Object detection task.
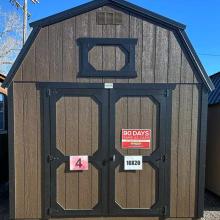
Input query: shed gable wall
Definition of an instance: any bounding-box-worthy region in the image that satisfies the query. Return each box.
[10,5,202,220]
[13,6,200,84]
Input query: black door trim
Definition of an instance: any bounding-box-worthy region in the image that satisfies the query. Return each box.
[108,86,174,217]
[39,83,175,218]
[41,86,109,218]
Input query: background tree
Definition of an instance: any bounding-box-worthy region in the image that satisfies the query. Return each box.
[0,8,22,75]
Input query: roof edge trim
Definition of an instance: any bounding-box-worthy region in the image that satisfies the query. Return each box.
[2,27,41,88]
[30,0,186,30]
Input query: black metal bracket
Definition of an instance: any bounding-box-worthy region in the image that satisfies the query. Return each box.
[77,38,138,78]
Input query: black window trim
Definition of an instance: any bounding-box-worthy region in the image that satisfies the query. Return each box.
[77,37,138,78]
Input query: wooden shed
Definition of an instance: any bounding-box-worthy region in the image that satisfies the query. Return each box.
[206,72,220,196]
[2,0,214,219]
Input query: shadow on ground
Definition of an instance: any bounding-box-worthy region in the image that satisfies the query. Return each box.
[205,190,220,211]
[0,182,9,219]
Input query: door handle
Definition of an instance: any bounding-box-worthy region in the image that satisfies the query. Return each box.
[102,155,116,166]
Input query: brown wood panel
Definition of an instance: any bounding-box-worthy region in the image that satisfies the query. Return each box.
[35,27,49,81]
[126,97,141,208]
[62,17,76,82]
[115,96,158,209]
[76,12,90,83]
[115,97,127,207]
[22,42,36,81]
[55,96,99,210]
[140,97,156,208]
[57,164,66,209]
[180,52,194,83]
[170,85,180,217]
[14,6,200,83]
[65,97,79,209]
[189,86,199,216]
[13,82,25,218]
[23,83,38,218]
[102,6,116,83]
[88,8,103,83]
[49,23,63,81]
[36,88,41,217]
[168,31,181,83]
[142,21,155,83]
[176,85,193,217]
[155,27,169,83]
[78,97,92,209]
[115,9,129,83]
[129,15,142,83]
[13,66,23,81]
[151,103,157,204]
[12,6,198,85]
[91,100,99,207]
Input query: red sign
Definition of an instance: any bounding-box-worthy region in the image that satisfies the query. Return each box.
[121,129,151,149]
[70,155,89,171]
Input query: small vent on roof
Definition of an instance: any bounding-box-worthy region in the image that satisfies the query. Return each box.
[96,12,123,25]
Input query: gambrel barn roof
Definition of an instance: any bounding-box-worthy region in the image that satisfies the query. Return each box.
[2,0,214,91]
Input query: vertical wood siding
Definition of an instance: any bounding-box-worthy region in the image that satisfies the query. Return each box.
[11,5,202,220]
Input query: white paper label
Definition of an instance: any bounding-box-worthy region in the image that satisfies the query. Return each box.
[124,156,143,170]
[104,83,113,89]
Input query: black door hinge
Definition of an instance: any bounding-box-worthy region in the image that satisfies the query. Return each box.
[162,205,167,215]
[164,89,169,97]
[47,208,52,215]
[47,154,59,162]
[47,89,51,97]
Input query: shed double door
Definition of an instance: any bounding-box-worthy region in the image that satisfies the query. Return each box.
[42,83,173,219]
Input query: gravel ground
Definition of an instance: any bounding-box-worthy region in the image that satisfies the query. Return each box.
[0,184,220,219]
[202,190,220,220]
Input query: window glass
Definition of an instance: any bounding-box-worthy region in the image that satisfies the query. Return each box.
[0,94,4,130]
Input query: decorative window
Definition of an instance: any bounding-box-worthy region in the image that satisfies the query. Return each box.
[77,38,138,78]
[0,94,5,130]
[96,12,123,25]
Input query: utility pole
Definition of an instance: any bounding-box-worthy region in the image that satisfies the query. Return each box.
[23,0,27,44]
[9,0,39,45]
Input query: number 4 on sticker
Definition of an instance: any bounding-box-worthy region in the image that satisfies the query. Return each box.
[70,155,89,171]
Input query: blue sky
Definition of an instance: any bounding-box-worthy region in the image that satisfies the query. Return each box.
[1,0,220,76]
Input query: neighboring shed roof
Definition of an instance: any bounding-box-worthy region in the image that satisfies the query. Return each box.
[209,72,220,105]
[2,0,215,91]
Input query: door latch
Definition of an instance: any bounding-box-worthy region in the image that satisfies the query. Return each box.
[102,155,116,166]
[156,154,166,162]
[110,154,116,162]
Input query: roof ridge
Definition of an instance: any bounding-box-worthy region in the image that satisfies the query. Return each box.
[30,0,186,29]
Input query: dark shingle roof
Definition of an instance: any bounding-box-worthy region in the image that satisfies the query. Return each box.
[209,72,220,105]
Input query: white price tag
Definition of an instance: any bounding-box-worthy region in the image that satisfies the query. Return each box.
[124,156,143,170]
[104,83,113,89]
